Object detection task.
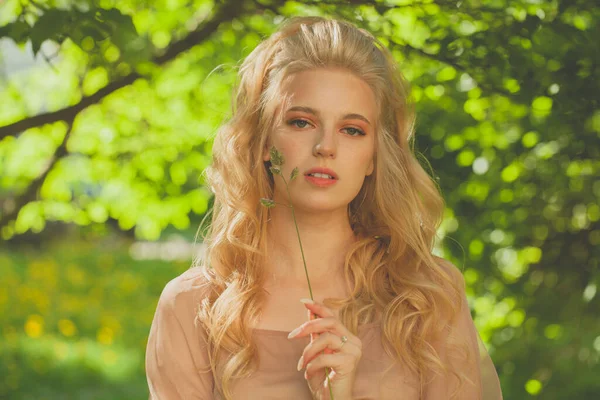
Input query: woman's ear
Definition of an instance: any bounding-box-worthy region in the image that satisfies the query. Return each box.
[366,157,374,176]
[263,138,272,162]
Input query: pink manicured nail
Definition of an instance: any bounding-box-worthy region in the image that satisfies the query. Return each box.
[300,298,314,304]
[288,326,302,339]
[297,356,304,371]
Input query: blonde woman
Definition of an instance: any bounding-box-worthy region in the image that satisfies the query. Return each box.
[145,16,503,400]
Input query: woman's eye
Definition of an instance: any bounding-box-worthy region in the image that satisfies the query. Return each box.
[344,127,366,136]
[289,119,310,129]
[287,119,365,136]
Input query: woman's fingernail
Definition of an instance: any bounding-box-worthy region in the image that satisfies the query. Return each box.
[288,326,302,339]
[297,356,304,371]
[300,298,314,304]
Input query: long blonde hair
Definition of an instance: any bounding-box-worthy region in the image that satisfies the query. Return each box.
[197,16,473,399]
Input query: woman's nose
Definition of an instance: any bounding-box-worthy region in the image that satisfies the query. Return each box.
[312,129,336,159]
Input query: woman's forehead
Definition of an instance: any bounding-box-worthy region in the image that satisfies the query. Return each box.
[277,69,378,120]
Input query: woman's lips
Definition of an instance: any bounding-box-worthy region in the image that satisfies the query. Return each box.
[304,175,338,187]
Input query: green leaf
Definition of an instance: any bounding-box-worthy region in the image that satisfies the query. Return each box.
[76,19,111,44]
[0,21,31,44]
[290,167,298,181]
[260,198,276,208]
[269,166,281,175]
[532,96,553,112]
[269,146,284,167]
[97,8,149,64]
[30,9,69,55]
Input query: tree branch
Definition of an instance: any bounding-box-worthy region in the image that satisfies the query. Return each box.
[0,0,258,233]
[0,1,245,140]
[0,121,73,229]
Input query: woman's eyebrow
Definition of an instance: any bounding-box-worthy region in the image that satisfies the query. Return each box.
[286,106,372,126]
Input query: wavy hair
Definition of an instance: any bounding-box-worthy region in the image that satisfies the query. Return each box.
[197,16,473,399]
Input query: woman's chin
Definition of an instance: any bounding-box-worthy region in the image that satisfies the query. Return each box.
[294,202,349,215]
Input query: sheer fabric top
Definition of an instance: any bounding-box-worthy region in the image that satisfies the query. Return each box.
[145,267,503,399]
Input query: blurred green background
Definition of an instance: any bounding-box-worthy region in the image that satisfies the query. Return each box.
[0,0,598,399]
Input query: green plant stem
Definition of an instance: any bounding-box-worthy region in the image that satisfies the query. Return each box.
[282,175,334,400]
[283,176,314,300]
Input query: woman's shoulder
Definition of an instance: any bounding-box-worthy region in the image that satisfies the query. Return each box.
[157,266,214,316]
[430,255,468,311]
[432,255,466,288]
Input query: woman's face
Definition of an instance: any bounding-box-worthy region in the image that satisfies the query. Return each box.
[264,67,377,213]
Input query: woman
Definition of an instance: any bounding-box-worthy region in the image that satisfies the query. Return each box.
[145,16,503,399]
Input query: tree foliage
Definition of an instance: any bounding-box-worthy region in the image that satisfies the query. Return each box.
[0,0,598,398]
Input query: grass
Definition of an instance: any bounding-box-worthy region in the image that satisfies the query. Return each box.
[0,232,195,400]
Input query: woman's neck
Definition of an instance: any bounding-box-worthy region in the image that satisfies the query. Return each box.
[264,204,357,285]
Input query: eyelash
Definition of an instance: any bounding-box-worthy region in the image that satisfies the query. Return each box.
[287,119,366,137]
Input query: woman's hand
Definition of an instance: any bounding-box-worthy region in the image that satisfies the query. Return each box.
[287,298,362,400]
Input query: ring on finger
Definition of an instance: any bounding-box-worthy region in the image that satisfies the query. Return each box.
[338,335,348,350]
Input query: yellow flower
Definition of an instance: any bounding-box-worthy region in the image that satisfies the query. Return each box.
[58,319,78,337]
[97,326,114,345]
[25,315,44,338]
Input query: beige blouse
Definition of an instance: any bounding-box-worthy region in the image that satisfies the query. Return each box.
[146,267,503,399]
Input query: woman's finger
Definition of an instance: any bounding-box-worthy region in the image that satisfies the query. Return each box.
[304,352,357,381]
[288,316,355,341]
[303,299,327,343]
[298,331,360,370]
[307,308,318,343]
[300,298,335,318]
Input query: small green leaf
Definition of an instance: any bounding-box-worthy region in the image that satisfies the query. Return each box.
[260,198,276,208]
[30,9,69,55]
[290,167,299,181]
[269,146,284,167]
[0,21,31,44]
[269,166,281,175]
